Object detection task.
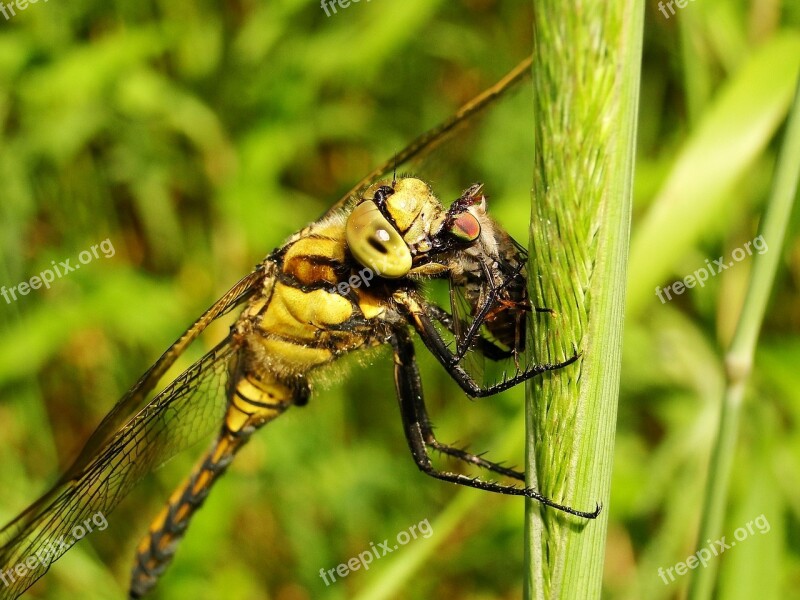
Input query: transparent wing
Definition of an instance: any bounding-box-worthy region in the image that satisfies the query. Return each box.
[322,56,532,215]
[439,243,537,390]
[0,339,237,599]
[0,268,264,599]
[60,268,263,483]
[449,279,487,383]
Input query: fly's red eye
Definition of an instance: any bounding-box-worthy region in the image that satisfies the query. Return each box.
[449,212,481,242]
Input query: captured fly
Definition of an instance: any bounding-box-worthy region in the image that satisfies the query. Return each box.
[0,57,598,600]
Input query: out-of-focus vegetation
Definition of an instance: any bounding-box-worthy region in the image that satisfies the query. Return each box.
[0,1,798,599]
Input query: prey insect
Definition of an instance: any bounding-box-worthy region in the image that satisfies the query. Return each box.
[0,56,599,599]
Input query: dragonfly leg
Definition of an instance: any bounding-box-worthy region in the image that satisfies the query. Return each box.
[399,293,580,398]
[390,327,600,519]
[386,322,524,481]
[129,373,297,598]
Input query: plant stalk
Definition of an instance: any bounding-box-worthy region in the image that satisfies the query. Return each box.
[524,1,644,599]
[687,74,800,600]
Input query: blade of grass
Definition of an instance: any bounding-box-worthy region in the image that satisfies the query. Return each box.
[627,33,800,317]
[687,74,800,600]
[524,1,643,598]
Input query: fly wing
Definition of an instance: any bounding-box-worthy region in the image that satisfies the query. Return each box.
[0,339,237,599]
[449,275,487,385]
[441,228,535,390]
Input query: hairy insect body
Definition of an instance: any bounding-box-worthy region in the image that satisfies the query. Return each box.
[131,216,398,596]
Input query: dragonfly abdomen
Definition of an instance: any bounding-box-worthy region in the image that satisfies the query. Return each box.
[130,369,294,598]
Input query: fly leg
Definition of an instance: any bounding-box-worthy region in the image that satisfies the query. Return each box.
[390,328,599,519]
[426,304,516,361]
[451,260,524,362]
[129,372,302,598]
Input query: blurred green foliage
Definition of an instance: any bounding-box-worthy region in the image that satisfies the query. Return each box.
[0,1,798,599]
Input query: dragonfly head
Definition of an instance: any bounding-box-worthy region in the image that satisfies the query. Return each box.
[345,177,449,279]
[344,177,524,284]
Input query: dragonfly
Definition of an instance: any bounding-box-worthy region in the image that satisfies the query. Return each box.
[0,56,599,599]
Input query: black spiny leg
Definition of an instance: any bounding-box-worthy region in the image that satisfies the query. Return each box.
[399,294,579,398]
[390,319,524,481]
[426,304,517,362]
[389,327,600,519]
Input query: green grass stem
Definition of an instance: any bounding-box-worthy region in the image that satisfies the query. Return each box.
[524,1,644,598]
[687,74,800,600]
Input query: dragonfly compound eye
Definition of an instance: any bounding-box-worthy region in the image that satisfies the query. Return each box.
[448,212,481,242]
[345,200,412,278]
